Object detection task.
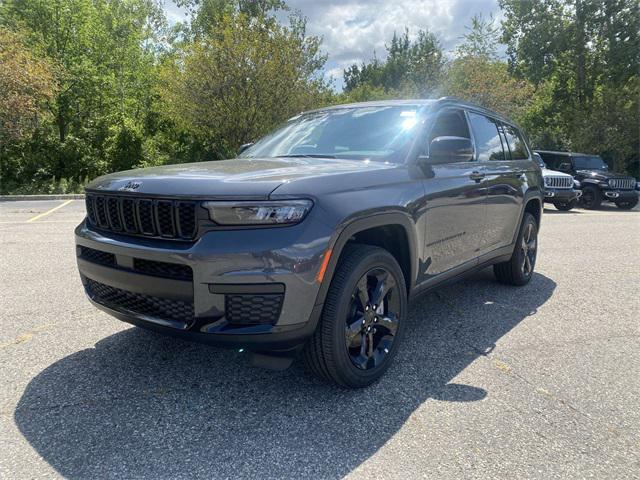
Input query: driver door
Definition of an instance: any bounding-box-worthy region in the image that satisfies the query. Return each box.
[420,108,487,277]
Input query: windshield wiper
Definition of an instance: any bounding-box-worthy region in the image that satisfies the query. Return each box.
[275,154,337,159]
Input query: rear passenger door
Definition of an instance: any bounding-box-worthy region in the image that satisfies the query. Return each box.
[473,116,529,250]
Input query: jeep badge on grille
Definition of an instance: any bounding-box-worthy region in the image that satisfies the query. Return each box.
[119,181,142,191]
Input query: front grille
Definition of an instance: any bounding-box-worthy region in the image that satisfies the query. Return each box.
[85,194,198,240]
[133,258,193,282]
[225,294,284,325]
[609,178,635,190]
[86,278,194,324]
[544,176,573,189]
[79,246,116,267]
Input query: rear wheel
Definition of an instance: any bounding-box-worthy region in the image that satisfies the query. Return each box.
[553,199,577,211]
[494,212,538,286]
[303,244,407,388]
[580,186,602,210]
[615,198,638,210]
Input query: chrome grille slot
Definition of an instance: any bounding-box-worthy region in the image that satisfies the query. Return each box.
[545,176,573,189]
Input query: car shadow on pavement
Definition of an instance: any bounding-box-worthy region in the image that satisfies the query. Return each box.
[15,269,556,479]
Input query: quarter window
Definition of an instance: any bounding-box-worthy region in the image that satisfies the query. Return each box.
[502,125,529,160]
[468,112,505,161]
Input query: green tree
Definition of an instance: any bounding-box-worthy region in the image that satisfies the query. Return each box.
[0,0,166,182]
[444,58,534,122]
[175,0,287,38]
[456,13,501,59]
[0,28,56,145]
[160,11,329,158]
[343,29,444,97]
[501,0,639,174]
[443,14,533,122]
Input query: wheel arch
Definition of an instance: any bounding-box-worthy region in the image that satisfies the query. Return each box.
[510,190,543,245]
[314,213,418,307]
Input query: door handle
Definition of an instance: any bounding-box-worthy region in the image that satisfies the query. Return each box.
[469,171,485,182]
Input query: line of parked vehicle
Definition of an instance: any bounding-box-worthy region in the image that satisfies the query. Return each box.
[534,150,639,211]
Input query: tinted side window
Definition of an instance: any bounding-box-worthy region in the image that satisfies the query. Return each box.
[468,112,505,161]
[502,125,529,159]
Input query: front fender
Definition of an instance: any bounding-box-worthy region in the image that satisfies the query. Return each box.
[312,211,418,307]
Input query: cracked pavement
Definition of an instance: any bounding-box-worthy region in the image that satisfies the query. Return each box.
[1,200,639,479]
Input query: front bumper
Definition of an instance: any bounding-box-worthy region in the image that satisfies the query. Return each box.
[75,215,334,351]
[601,189,639,201]
[543,188,581,203]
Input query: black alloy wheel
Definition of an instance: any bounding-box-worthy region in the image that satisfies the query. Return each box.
[494,212,538,286]
[303,244,407,388]
[345,268,400,370]
[520,221,537,278]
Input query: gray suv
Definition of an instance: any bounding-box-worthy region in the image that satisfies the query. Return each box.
[76,98,543,387]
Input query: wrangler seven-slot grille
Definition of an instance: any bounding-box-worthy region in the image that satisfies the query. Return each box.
[544,176,573,189]
[86,278,194,324]
[85,194,197,240]
[608,178,635,190]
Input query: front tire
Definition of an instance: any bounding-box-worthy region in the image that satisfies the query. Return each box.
[494,212,538,286]
[303,244,407,388]
[553,199,577,211]
[615,198,638,210]
[580,186,602,210]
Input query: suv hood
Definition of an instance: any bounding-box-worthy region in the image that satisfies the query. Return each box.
[575,169,632,181]
[86,157,394,198]
[541,167,572,178]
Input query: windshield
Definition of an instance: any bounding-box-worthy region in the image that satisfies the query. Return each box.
[573,155,608,170]
[240,105,426,163]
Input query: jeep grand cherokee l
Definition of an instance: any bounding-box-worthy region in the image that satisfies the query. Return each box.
[76,99,543,388]
[536,150,639,210]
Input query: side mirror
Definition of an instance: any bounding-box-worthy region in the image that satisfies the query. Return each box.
[238,142,254,155]
[422,136,474,164]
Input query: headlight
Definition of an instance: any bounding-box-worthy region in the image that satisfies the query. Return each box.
[202,200,313,226]
[636,182,640,191]
[543,177,550,186]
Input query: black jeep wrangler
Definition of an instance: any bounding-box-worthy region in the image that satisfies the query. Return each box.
[76,99,543,387]
[536,150,639,210]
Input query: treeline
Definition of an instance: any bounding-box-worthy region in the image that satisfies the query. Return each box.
[0,0,638,194]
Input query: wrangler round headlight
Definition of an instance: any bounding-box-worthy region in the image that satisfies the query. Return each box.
[202,200,313,226]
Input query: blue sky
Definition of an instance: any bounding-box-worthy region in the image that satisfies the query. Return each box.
[163,0,502,89]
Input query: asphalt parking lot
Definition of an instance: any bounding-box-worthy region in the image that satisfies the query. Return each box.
[1,199,639,479]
